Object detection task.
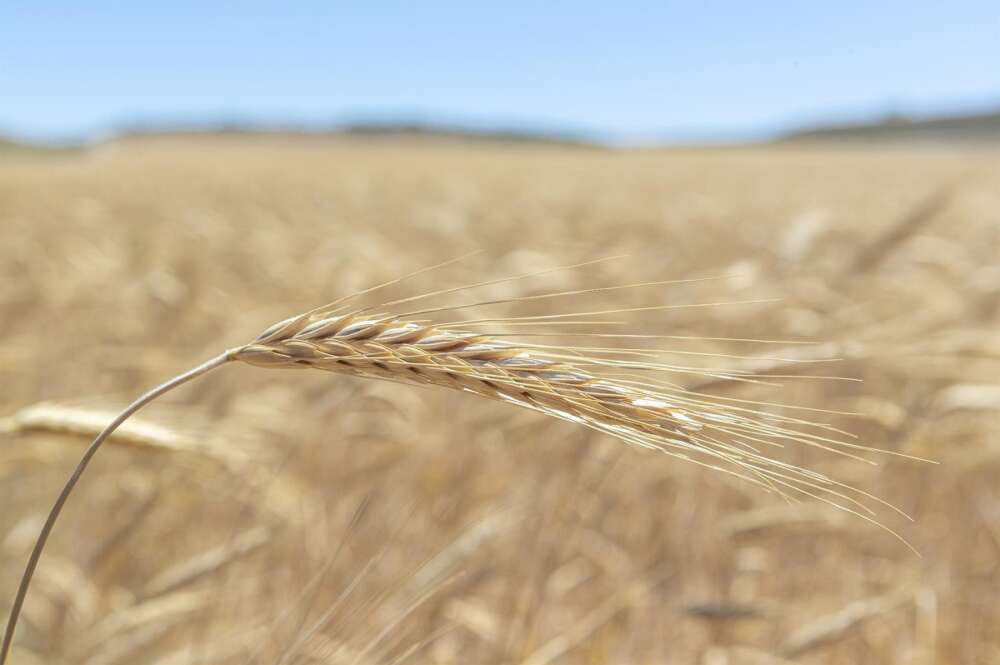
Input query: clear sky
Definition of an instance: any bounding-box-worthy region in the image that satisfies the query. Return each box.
[2,2,999,142]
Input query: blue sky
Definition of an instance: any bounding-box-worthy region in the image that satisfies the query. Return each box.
[2,2,999,142]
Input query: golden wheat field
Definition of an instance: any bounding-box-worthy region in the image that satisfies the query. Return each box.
[1,137,999,664]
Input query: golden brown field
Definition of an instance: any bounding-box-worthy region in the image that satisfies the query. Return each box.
[2,137,999,664]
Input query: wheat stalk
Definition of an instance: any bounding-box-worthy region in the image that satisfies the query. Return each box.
[0,274,906,662]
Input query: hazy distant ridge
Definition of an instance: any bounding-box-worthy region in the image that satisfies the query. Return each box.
[781,108,1000,142]
[5,107,1000,150]
[107,120,600,147]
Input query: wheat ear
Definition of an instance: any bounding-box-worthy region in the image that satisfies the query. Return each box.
[1,293,900,662]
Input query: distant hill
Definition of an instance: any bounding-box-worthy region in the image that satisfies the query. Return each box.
[780,108,1000,142]
[0,135,77,155]
[0,137,30,151]
[105,121,601,148]
[2,121,602,154]
[339,121,597,146]
[7,109,1000,151]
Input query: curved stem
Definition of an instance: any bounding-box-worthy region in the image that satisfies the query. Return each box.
[0,350,235,664]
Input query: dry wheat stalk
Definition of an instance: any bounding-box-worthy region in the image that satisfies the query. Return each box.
[0,270,910,662]
[777,587,915,658]
[138,526,271,601]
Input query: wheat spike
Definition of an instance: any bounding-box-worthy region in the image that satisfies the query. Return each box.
[237,311,706,446]
[234,307,893,514]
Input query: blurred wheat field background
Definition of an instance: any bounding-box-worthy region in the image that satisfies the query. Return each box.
[2,137,1000,664]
